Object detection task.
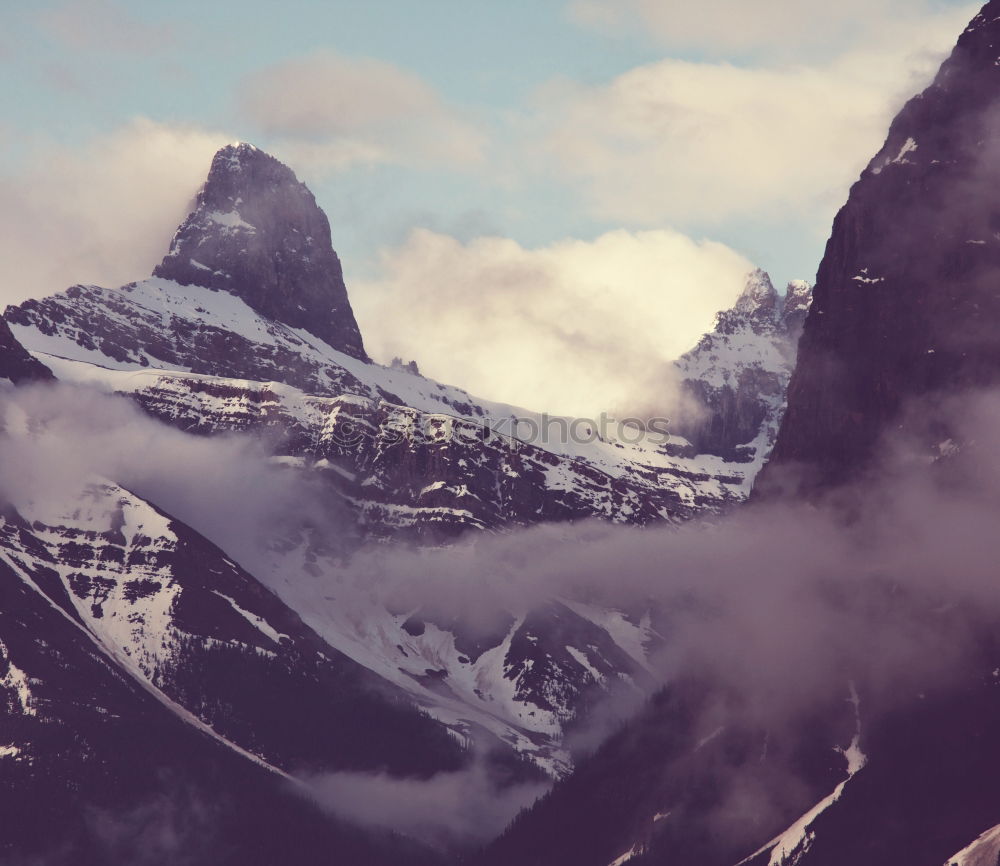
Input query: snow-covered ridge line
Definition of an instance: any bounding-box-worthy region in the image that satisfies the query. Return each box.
[0,546,292,781]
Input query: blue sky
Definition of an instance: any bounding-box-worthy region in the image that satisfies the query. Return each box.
[0,0,980,412]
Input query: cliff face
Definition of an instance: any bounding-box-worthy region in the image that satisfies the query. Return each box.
[0,318,51,384]
[758,1,1000,494]
[153,143,368,361]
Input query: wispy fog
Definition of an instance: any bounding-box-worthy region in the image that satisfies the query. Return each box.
[4,380,1000,847]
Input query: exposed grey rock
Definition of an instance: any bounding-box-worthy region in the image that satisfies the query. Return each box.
[0,318,52,385]
[153,143,368,361]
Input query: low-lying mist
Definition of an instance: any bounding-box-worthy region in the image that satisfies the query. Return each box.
[3,380,1000,850]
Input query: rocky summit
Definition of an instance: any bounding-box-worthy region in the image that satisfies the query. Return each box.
[153,142,368,361]
[672,270,810,462]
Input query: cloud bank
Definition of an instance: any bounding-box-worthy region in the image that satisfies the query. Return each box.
[307,761,547,850]
[352,227,752,417]
[533,4,977,228]
[0,118,226,307]
[5,378,1000,847]
[568,0,976,58]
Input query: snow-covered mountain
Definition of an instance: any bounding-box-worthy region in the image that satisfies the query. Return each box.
[6,143,807,540]
[0,141,810,860]
[6,277,797,540]
[673,269,810,464]
[0,462,464,865]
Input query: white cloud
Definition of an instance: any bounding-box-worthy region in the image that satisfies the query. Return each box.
[0,117,226,306]
[540,3,976,227]
[352,227,752,418]
[239,52,487,173]
[568,0,974,57]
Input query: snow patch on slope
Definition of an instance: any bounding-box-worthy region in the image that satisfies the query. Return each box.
[742,685,867,866]
[945,823,1000,866]
[211,591,287,645]
[0,639,37,717]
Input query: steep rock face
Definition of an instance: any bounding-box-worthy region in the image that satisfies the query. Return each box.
[780,279,813,341]
[476,678,858,866]
[0,479,463,780]
[672,270,811,462]
[0,318,52,384]
[0,548,442,866]
[153,143,367,361]
[759,1,1000,494]
[476,596,1000,866]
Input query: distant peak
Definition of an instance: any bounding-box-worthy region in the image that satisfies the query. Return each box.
[779,279,813,338]
[709,270,812,338]
[711,269,780,335]
[734,269,779,315]
[211,142,272,171]
[783,279,813,309]
[152,145,368,361]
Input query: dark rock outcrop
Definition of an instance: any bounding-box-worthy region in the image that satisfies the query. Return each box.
[153,143,368,361]
[758,1,1000,495]
[0,318,52,384]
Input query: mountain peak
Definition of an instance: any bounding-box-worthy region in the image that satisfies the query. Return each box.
[716,269,780,335]
[780,279,813,340]
[735,268,778,311]
[153,144,368,361]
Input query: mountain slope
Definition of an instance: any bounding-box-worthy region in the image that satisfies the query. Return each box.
[0,316,52,384]
[6,285,785,540]
[0,512,445,866]
[758,0,1000,495]
[0,477,462,778]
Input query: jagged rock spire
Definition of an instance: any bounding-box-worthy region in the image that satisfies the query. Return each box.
[671,269,812,461]
[153,143,368,361]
